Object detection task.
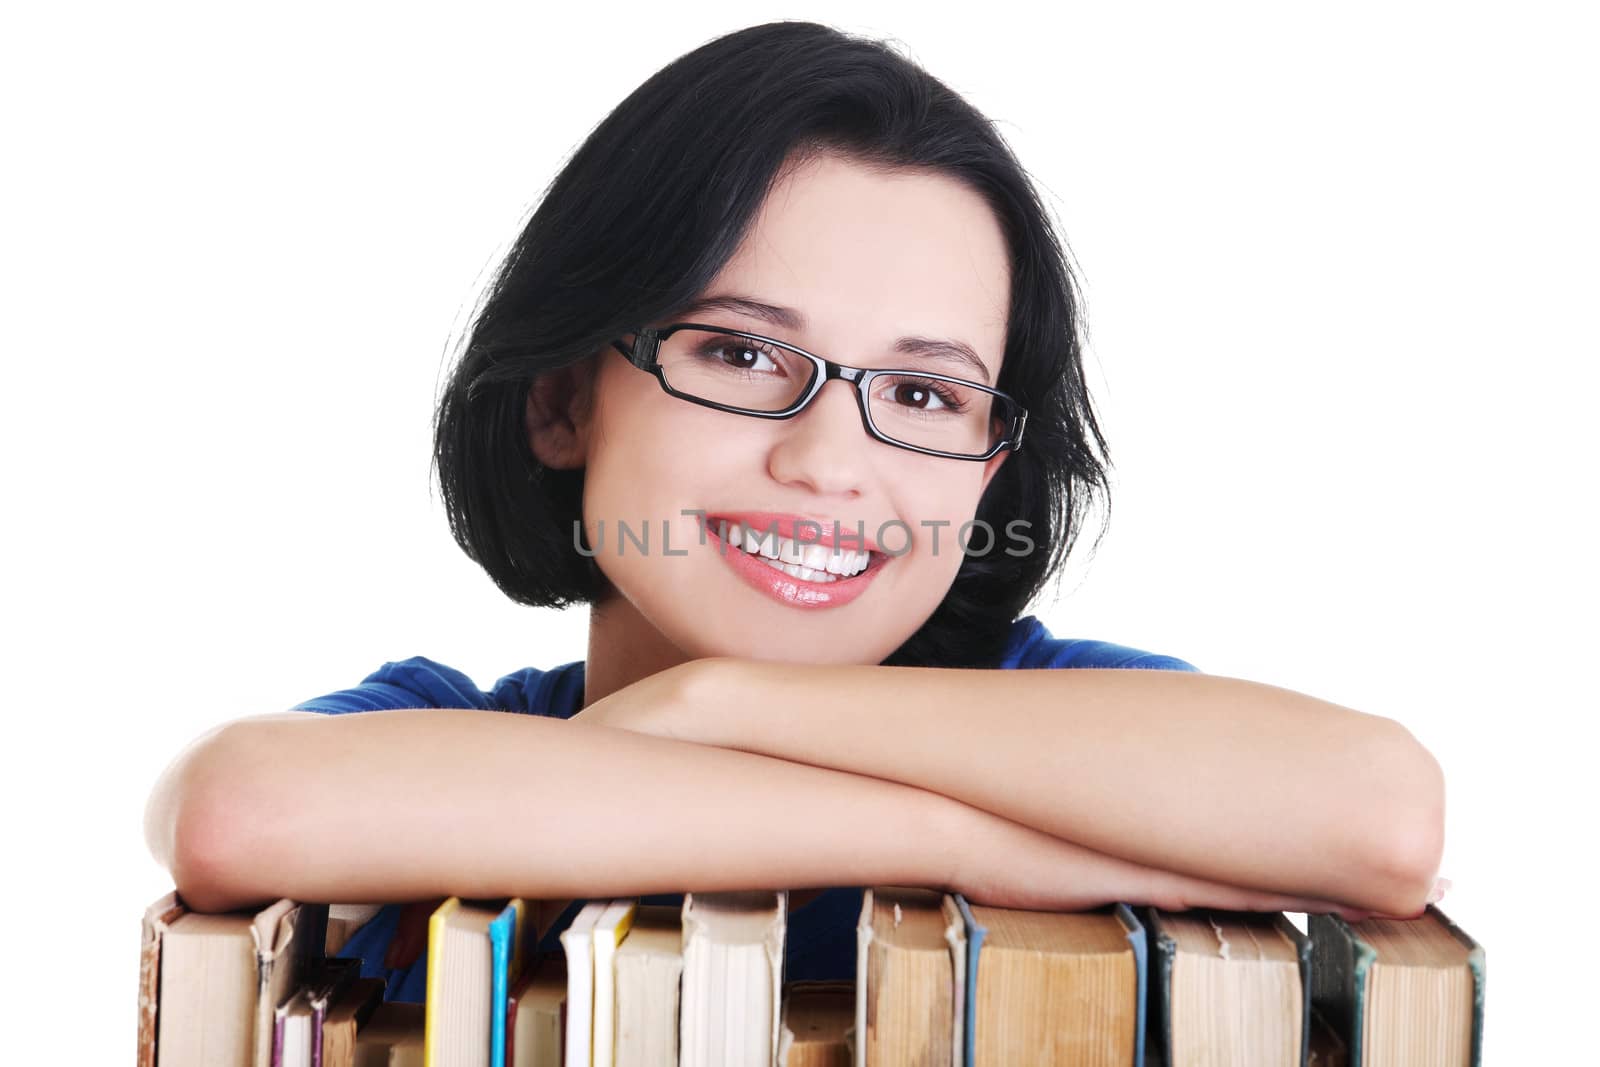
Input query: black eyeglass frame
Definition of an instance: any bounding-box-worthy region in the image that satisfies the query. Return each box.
[611,323,1028,461]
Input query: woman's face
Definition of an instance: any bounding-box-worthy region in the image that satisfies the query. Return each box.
[554,152,1013,666]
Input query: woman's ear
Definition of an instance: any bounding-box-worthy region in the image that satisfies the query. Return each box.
[525,356,597,470]
[979,447,1009,497]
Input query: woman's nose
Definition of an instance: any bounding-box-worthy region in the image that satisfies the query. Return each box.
[766,378,871,493]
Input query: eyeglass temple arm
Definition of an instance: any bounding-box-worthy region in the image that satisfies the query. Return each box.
[612,336,648,368]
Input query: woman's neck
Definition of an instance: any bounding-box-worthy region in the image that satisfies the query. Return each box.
[581,593,694,710]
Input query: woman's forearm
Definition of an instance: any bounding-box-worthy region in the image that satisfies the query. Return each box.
[145,706,1374,921]
[148,709,954,913]
[672,659,1446,918]
[939,799,1389,921]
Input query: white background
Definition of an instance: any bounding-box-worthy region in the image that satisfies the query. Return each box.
[5,2,1593,1060]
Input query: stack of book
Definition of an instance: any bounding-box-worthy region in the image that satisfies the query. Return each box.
[137,886,1484,1066]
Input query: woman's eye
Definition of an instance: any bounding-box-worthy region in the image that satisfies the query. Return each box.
[732,346,777,371]
[883,380,959,412]
[706,343,779,372]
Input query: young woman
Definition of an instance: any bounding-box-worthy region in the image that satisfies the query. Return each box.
[143,21,1446,1003]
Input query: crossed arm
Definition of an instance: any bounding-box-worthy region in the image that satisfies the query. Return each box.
[148,656,1444,922]
[577,656,1447,919]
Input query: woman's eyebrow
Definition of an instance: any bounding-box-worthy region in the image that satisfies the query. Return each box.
[675,292,993,385]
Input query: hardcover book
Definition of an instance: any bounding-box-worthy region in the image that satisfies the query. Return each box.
[1307,905,1483,1067]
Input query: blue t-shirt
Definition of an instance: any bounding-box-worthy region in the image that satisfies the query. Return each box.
[291,614,1197,1002]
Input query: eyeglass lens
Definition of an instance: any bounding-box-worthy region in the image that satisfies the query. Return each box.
[656,327,1006,457]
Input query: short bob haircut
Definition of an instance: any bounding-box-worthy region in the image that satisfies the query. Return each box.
[434,20,1112,670]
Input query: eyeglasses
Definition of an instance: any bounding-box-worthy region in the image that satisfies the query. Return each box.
[610,323,1027,461]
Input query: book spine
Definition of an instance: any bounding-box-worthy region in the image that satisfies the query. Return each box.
[1113,903,1147,1067]
[423,898,462,1067]
[271,1014,286,1067]
[954,895,985,1067]
[311,1004,326,1067]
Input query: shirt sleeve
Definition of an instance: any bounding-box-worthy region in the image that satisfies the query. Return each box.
[999,615,1201,672]
[288,656,497,714]
[1032,639,1201,673]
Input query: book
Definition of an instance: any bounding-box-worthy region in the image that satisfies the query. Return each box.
[139,887,1482,1067]
[328,904,386,955]
[776,979,854,1066]
[136,892,186,1067]
[276,987,315,1067]
[274,957,362,1067]
[425,897,528,1067]
[356,1000,426,1065]
[679,889,789,1067]
[1307,1007,1349,1067]
[853,886,965,1067]
[590,899,638,1067]
[321,977,388,1067]
[1146,906,1310,1066]
[559,899,613,1067]
[612,904,685,1066]
[489,900,531,1067]
[958,897,1145,1066]
[1308,905,1483,1066]
[140,892,328,1067]
[507,953,569,1067]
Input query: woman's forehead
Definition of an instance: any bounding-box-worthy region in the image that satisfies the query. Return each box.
[701,155,1011,372]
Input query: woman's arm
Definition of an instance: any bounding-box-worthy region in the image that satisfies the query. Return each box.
[639,659,1445,918]
[143,699,1374,919]
[145,706,941,914]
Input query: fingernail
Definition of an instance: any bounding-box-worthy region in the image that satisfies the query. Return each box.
[1426,876,1451,904]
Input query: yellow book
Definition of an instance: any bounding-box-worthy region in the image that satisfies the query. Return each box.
[590,900,638,1067]
[424,897,526,1067]
[506,898,530,978]
[423,897,462,1067]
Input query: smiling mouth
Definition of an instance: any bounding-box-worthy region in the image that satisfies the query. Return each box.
[740,545,890,584]
[698,515,891,584]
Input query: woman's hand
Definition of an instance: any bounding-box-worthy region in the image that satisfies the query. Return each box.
[565,658,715,739]
[940,799,1448,923]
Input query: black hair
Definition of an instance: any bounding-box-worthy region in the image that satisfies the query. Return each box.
[433,19,1111,669]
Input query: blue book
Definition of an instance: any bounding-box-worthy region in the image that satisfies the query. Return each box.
[487,900,528,1067]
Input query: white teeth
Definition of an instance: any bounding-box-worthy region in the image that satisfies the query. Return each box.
[721,521,872,577]
[801,543,831,571]
[757,555,838,582]
[827,549,870,576]
[740,525,776,557]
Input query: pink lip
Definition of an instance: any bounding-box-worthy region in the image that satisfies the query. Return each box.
[702,510,885,554]
[698,514,890,610]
